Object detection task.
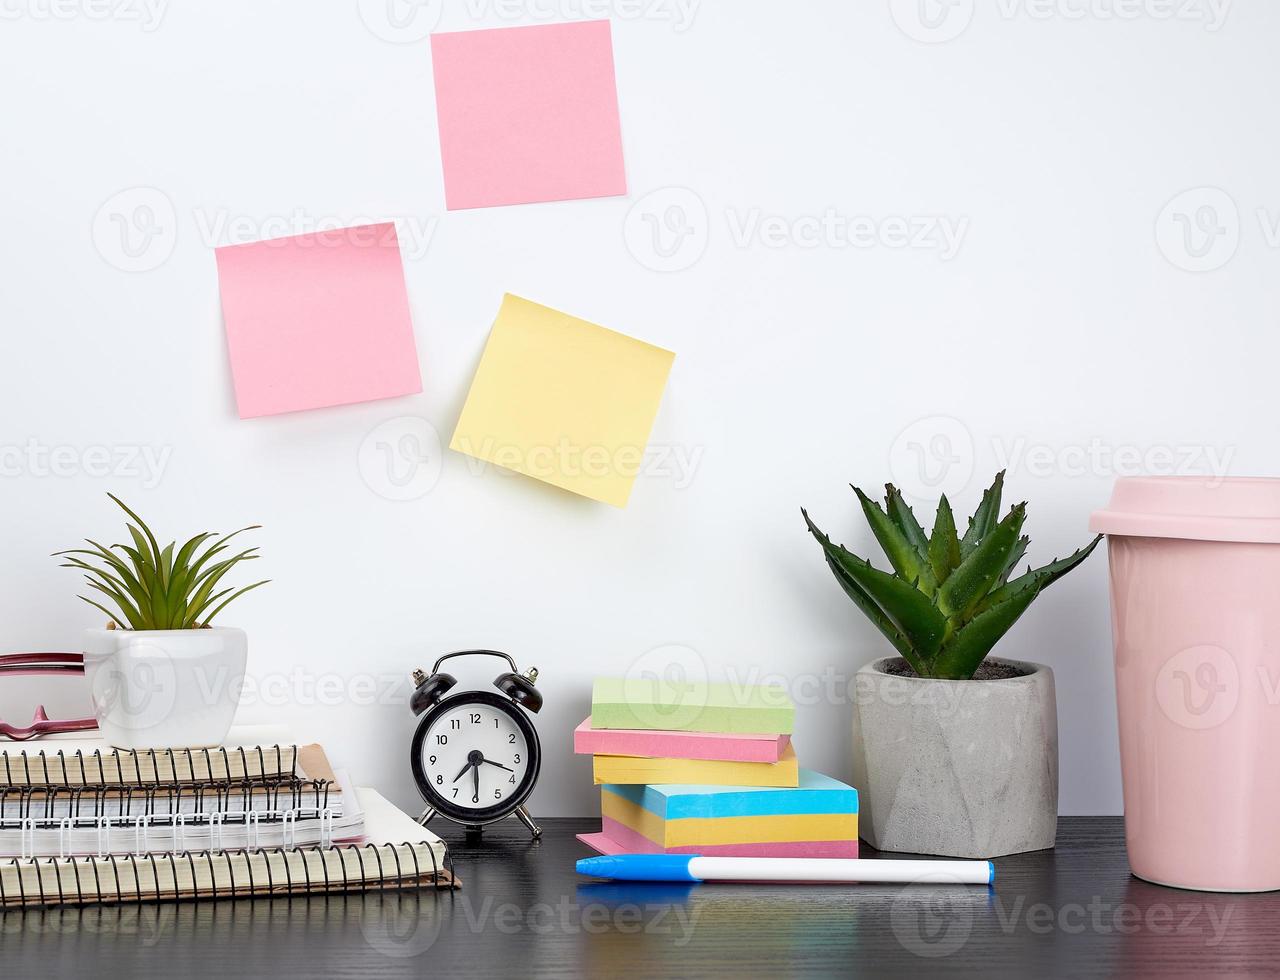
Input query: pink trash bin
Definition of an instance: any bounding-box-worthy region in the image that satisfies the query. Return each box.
[1091,477,1280,891]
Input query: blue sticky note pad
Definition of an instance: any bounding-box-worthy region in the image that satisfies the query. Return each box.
[602,770,858,820]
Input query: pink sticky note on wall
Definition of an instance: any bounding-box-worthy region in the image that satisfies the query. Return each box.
[215,223,422,418]
[430,20,627,210]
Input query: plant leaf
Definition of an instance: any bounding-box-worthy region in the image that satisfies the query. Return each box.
[884,484,930,560]
[184,550,259,621]
[960,470,1006,557]
[929,587,1041,679]
[819,553,928,675]
[937,502,1026,622]
[852,486,936,596]
[804,510,947,664]
[166,532,218,604]
[57,557,128,592]
[998,535,1030,586]
[78,596,123,627]
[802,510,926,670]
[57,497,266,631]
[186,587,234,625]
[982,535,1102,610]
[84,578,145,629]
[927,495,962,584]
[109,495,164,570]
[200,580,269,627]
[184,527,261,590]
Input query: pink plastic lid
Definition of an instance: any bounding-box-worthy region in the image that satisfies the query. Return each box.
[1090,477,1280,544]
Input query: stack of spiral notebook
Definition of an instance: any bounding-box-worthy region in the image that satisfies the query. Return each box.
[0,725,455,907]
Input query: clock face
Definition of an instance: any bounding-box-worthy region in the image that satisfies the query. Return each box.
[411,690,539,824]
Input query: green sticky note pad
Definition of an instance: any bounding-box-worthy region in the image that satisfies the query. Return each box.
[591,678,795,734]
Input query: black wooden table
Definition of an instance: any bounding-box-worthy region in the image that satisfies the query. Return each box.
[2,818,1274,978]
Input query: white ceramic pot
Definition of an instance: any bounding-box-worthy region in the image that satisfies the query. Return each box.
[82,627,247,749]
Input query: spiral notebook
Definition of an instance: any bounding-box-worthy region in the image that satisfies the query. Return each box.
[0,742,342,822]
[0,773,366,857]
[0,725,299,787]
[1,777,339,825]
[0,787,455,908]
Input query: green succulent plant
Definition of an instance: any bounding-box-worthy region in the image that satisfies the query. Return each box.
[803,471,1099,680]
[55,494,269,630]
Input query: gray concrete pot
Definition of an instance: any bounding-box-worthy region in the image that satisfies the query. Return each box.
[851,656,1058,859]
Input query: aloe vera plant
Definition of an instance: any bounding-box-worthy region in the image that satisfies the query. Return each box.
[803,472,1099,680]
[55,494,268,630]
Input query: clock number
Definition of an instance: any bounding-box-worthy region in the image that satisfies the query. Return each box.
[508,774,515,784]
[450,719,460,730]
[436,734,448,745]
[428,755,436,765]
[494,789,502,800]
[452,788,458,798]
[514,753,520,764]
[508,734,516,744]
[469,713,481,724]
[436,775,443,785]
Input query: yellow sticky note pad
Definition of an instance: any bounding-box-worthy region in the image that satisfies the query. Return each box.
[450,294,675,507]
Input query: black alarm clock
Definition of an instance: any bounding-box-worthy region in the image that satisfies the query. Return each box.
[409,650,543,838]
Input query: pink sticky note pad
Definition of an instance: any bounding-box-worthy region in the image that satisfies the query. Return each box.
[573,719,791,763]
[430,20,626,210]
[215,223,422,418]
[578,826,859,859]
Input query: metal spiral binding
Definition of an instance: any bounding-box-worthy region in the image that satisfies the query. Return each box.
[1,778,333,829]
[0,743,298,787]
[0,833,455,908]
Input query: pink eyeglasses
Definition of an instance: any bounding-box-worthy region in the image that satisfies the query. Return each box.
[0,653,98,740]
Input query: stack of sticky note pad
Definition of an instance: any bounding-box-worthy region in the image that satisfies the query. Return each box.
[576,678,859,857]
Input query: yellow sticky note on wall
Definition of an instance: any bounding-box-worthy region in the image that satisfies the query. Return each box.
[450,294,675,507]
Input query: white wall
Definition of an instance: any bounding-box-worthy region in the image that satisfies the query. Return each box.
[1,0,1275,818]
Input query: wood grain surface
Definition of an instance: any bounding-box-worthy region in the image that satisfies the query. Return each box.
[1,817,1274,978]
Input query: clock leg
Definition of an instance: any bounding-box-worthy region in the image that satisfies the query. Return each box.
[515,805,542,840]
[418,807,437,827]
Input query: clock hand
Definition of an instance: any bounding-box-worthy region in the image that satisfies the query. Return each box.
[481,759,514,773]
[471,763,480,804]
[452,761,475,783]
